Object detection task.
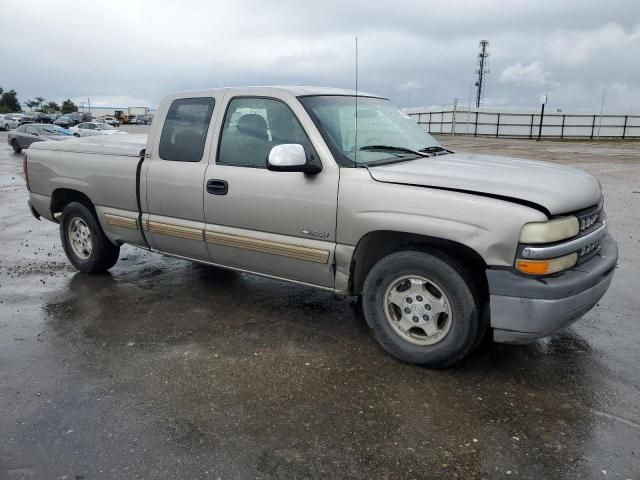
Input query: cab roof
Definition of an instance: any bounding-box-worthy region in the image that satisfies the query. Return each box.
[169,85,385,99]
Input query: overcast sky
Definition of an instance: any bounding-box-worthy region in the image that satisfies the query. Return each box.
[1,0,639,113]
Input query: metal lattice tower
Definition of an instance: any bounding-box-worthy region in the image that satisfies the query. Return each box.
[474,40,490,108]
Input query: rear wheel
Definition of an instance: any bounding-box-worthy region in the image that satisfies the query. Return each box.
[11,139,21,153]
[59,202,119,273]
[362,250,481,368]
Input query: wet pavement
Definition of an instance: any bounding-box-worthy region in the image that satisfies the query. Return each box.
[1,129,639,479]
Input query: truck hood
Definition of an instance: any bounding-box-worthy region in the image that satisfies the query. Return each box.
[368,152,601,215]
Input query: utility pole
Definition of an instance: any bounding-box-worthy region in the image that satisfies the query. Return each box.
[452,98,458,136]
[474,40,490,108]
[597,89,606,137]
[466,83,472,135]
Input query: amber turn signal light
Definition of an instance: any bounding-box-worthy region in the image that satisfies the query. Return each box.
[516,253,577,275]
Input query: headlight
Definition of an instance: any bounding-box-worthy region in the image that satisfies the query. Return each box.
[519,216,579,244]
[516,253,577,275]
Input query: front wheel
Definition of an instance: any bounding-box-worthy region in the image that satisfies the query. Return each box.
[362,250,482,368]
[60,202,119,273]
[11,139,21,153]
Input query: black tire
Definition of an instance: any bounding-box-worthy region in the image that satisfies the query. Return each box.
[11,139,22,153]
[362,250,481,368]
[59,202,119,273]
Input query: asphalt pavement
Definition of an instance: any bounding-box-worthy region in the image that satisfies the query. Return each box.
[1,128,639,479]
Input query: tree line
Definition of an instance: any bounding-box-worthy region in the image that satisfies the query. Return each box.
[0,87,78,114]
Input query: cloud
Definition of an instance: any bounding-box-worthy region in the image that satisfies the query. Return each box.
[396,81,423,91]
[500,61,554,87]
[0,1,638,113]
[545,22,640,66]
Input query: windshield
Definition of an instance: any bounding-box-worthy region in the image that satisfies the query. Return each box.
[97,123,115,130]
[299,95,441,166]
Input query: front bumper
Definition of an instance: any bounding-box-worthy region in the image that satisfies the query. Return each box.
[488,234,618,344]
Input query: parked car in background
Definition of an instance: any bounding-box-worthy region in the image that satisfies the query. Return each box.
[8,124,72,152]
[135,114,153,125]
[33,112,53,124]
[53,115,73,128]
[69,122,125,137]
[0,114,21,130]
[68,112,93,125]
[16,114,35,125]
[101,116,120,127]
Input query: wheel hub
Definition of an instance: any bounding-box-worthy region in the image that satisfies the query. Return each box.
[68,217,93,260]
[384,275,452,346]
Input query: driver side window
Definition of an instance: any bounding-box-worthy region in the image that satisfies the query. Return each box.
[217,97,313,168]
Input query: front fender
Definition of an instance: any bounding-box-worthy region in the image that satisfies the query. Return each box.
[337,169,547,267]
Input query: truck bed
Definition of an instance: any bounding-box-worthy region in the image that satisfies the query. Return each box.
[27,134,148,233]
[29,133,148,157]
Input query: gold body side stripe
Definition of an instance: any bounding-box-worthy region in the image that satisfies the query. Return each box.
[205,231,329,264]
[104,213,138,230]
[147,221,204,241]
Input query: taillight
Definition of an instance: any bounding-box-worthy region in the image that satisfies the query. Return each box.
[22,152,29,191]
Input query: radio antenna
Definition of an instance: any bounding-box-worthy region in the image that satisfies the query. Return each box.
[354,36,358,166]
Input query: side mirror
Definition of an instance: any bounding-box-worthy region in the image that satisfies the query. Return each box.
[267,144,321,174]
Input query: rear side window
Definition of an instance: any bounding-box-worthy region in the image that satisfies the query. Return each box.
[159,97,215,162]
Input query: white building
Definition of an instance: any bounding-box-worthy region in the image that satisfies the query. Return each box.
[78,106,154,118]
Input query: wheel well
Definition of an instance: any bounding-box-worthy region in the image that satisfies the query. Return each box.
[50,189,96,221]
[349,231,488,297]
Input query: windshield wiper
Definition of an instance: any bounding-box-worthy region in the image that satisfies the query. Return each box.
[359,145,429,157]
[418,146,453,155]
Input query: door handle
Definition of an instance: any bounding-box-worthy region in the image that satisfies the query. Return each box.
[207,179,228,195]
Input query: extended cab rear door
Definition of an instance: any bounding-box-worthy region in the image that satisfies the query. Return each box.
[141,92,222,260]
[202,90,339,289]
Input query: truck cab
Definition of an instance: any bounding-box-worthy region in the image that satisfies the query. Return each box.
[25,86,618,367]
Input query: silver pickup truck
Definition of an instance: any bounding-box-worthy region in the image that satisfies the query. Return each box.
[24,86,617,367]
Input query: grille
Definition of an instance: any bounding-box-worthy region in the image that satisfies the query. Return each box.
[578,239,601,257]
[579,212,599,231]
[576,205,603,233]
[574,204,605,264]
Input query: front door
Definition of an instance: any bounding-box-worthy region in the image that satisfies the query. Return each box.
[203,94,339,288]
[23,125,40,148]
